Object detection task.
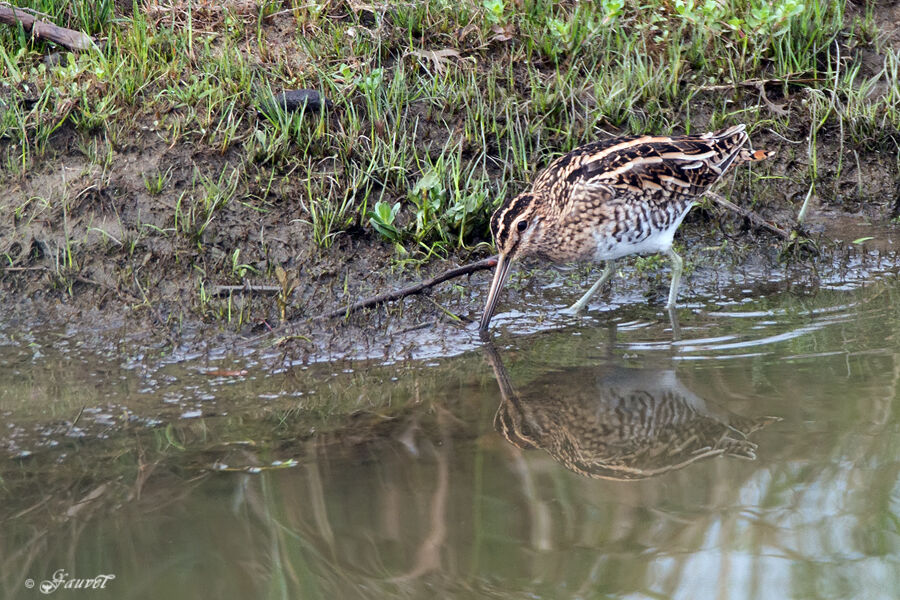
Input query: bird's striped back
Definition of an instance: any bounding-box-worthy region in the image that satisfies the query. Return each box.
[533,125,750,206]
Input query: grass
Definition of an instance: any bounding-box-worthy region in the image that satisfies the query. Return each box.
[1,0,899,323]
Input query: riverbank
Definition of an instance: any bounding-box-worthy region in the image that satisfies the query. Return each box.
[1,0,899,355]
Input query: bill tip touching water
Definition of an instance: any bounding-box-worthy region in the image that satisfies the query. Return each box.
[478,124,774,332]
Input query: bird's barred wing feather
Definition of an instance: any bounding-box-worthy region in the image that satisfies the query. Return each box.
[581,125,750,198]
[556,125,766,222]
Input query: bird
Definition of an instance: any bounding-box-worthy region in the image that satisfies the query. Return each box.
[483,343,778,480]
[478,124,773,331]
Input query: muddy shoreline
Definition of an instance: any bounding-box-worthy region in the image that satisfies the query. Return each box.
[2,204,899,364]
[1,125,898,362]
[2,1,900,361]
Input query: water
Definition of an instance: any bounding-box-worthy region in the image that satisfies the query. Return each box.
[2,273,900,599]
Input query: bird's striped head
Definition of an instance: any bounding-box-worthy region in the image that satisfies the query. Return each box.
[480,192,543,332]
[489,192,543,259]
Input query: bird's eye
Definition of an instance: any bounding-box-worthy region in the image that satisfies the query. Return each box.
[517,220,528,232]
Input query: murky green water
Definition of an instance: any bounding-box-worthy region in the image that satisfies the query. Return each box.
[3,270,900,599]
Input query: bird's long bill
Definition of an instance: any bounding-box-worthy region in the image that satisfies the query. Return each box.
[479,253,512,331]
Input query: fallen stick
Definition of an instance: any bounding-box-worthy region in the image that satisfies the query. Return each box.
[317,256,498,320]
[211,284,282,296]
[0,5,97,52]
[705,191,792,241]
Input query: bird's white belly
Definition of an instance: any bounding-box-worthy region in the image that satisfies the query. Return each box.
[590,205,692,262]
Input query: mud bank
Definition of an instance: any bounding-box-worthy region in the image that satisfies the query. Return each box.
[1,1,899,360]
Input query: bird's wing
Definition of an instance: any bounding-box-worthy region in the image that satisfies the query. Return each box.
[579,126,751,198]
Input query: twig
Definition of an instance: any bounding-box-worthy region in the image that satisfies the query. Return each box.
[0,5,97,52]
[705,191,792,241]
[210,284,282,297]
[316,256,498,320]
[392,320,438,335]
[0,3,52,20]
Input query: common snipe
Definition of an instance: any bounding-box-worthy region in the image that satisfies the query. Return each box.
[479,125,772,331]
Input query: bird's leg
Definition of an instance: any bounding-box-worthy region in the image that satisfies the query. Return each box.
[665,248,683,310]
[668,305,681,341]
[562,261,614,315]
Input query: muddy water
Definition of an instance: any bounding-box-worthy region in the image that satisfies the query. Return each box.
[3,271,900,599]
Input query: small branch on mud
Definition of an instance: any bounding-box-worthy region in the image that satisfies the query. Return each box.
[1,266,48,272]
[210,284,282,296]
[0,4,97,52]
[392,320,439,335]
[705,191,792,241]
[316,256,498,321]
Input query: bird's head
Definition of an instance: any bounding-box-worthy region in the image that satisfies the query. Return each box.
[479,192,543,331]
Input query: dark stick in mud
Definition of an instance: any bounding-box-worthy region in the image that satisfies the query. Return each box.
[211,284,282,297]
[317,256,498,320]
[705,191,793,241]
[0,5,96,51]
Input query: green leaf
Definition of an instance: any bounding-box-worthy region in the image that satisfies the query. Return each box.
[367,201,403,242]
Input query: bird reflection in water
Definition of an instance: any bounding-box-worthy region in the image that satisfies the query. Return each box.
[484,344,778,480]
